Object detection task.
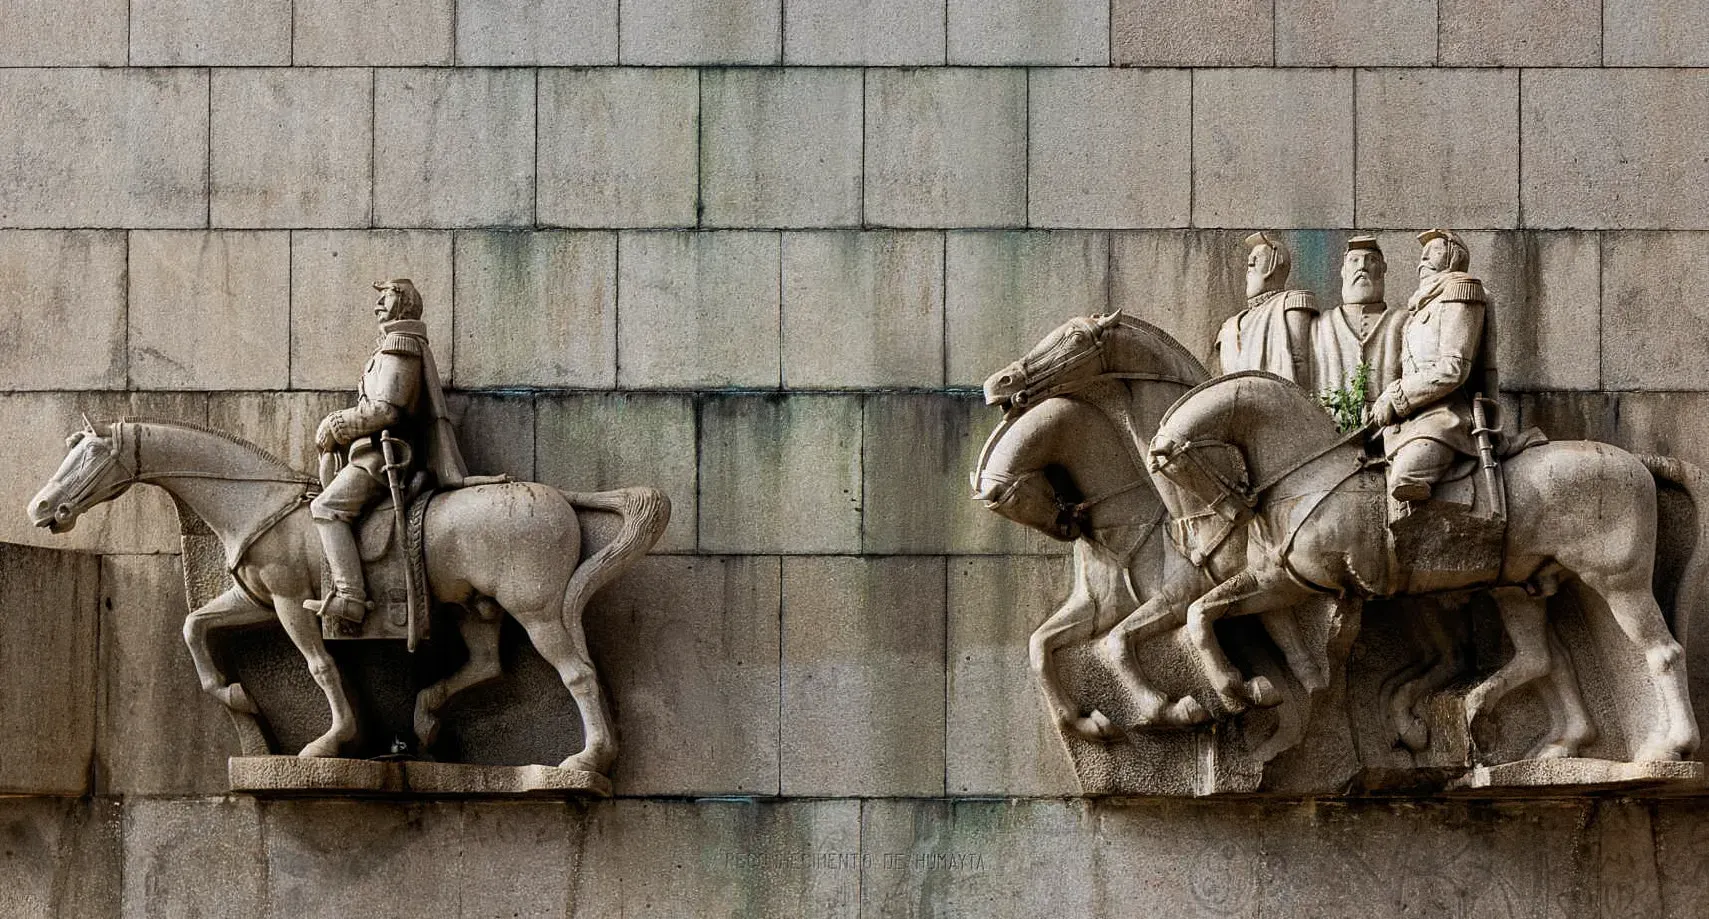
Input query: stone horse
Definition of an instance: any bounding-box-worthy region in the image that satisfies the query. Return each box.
[1149,372,1708,762]
[973,312,1329,740]
[27,419,669,774]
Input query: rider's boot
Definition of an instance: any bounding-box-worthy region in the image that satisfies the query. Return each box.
[312,517,370,626]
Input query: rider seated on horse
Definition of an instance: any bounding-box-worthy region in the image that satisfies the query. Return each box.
[310,279,467,627]
[1369,229,1494,505]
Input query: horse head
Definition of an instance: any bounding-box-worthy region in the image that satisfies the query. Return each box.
[28,417,133,534]
[984,311,1126,410]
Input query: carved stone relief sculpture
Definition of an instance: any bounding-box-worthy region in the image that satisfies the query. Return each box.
[974,231,1707,796]
[26,281,670,796]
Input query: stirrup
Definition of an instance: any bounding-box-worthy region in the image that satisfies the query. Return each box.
[305,590,372,625]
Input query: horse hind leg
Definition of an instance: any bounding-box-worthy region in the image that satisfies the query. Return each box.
[413,597,505,750]
[1465,587,1553,739]
[1582,574,1698,761]
[510,599,616,775]
[1530,626,1597,759]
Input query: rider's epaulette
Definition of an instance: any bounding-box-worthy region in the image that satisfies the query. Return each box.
[378,332,425,358]
[1441,277,1486,305]
[1277,288,1320,313]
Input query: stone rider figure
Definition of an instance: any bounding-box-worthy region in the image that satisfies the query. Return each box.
[309,279,467,628]
[1370,229,1491,504]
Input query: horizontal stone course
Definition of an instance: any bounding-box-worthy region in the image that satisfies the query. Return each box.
[1355,69,1520,230]
[700,68,864,228]
[537,68,699,229]
[211,68,373,229]
[947,0,1109,65]
[128,230,291,391]
[1192,69,1354,229]
[865,68,1027,229]
[374,69,535,228]
[0,0,127,65]
[1112,0,1273,66]
[1027,68,1191,229]
[457,0,619,64]
[130,0,292,65]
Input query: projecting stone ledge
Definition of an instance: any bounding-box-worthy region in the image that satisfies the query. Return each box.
[228,756,613,797]
[1446,758,1705,796]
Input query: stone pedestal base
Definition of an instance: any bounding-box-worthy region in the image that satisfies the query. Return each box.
[228,756,612,797]
[1447,758,1705,795]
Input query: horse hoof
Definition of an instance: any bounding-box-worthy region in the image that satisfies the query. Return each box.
[559,751,608,774]
[1397,717,1430,753]
[1073,710,1120,741]
[413,711,440,750]
[1245,677,1282,708]
[1634,742,1685,763]
[1168,696,1210,725]
[1530,742,1578,760]
[221,683,260,715]
[299,736,343,758]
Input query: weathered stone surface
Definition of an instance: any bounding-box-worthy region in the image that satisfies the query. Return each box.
[228,757,612,796]
[0,230,127,390]
[536,393,698,552]
[456,0,618,64]
[0,69,207,228]
[1112,0,1272,65]
[97,555,233,797]
[862,394,1060,555]
[1193,69,1353,228]
[587,556,781,795]
[1654,798,1709,918]
[1473,231,1600,391]
[288,230,453,390]
[1275,0,1436,65]
[0,798,120,919]
[444,392,536,480]
[783,0,945,64]
[375,69,534,227]
[0,392,208,553]
[619,0,782,64]
[1603,232,1709,389]
[131,0,291,65]
[293,0,453,65]
[121,797,265,918]
[616,231,781,388]
[1606,0,1709,65]
[0,0,126,65]
[781,557,945,796]
[1439,0,1601,65]
[702,69,863,228]
[206,391,350,475]
[945,230,1109,386]
[0,544,97,795]
[211,68,373,228]
[947,0,1108,64]
[261,799,463,915]
[865,69,1027,228]
[945,557,1079,795]
[699,395,862,554]
[1028,68,1190,229]
[452,230,616,388]
[1523,70,1709,229]
[781,230,944,388]
[1109,229,1247,365]
[537,68,699,229]
[1355,69,1520,229]
[128,231,290,391]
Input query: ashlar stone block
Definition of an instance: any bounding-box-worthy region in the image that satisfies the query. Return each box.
[262,799,464,915]
[1472,231,1600,392]
[121,798,265,919]
[0,799,120,919]
[619,0,782,64]
[0,230,126,390]
[0,0,126,64]
[1606,0,1709,65]
[784,0,945,64]
[128,231,290,391]
[1523,69,1709,229]
[587,557,782,795]
[781,230,944,389]
[0,69,207,228]
[0,544,98,795]
[1192,69,1353,228]
[944,230,1108,387]
[211,68,373,229]
[375,69,534,228]
[1275,0,1436,65]
[699,394,862,553]
[289,230,453,390]
[616,231,781,388]
[537,68,699,229]
[947,0,1109,64]
[781,557,946,796]
[444,392,536,480]
[865,68,1027,228]
[457,0,618,64]
[131,0,291,65]
[701,68,863,228]
[536,393,698,552]
[1355,69,1519,229]
[1439,0,1601,66]
[1028,68,1190,228]
[293,0,453,65]
[1109,230,1256,367]
[206,391,353,475]
[1603,232,1709,389]
[1112,0,1273,66]
[453,230,616,389]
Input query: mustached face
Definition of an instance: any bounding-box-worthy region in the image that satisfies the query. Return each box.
[1341,250,1385,304]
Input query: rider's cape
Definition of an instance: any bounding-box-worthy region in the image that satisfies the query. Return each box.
[375,319,467,488]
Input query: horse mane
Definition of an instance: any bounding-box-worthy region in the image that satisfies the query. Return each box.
[114,416,316,482]
[1156,370,1336,440]
[1107,313,1209,383]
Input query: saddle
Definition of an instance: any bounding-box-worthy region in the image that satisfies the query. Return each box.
[320,483,434,641]
[1384,428,1548,591]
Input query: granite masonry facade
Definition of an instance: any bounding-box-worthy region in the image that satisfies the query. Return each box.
[5,1,1709,916]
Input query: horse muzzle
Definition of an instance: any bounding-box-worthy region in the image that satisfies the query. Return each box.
[983,364,1026,406]
[27,496,76,533]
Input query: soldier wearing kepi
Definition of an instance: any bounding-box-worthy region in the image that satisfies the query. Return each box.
[309,279,467,628]
[1310,236,1408,405]
[1371,229,1492,503]
[1211,232,1318,382]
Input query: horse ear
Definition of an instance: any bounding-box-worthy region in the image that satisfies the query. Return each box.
[1095,309,1123,329]
[80,412,95,432]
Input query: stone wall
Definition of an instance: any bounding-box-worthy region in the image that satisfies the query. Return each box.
[5,1,1709,915]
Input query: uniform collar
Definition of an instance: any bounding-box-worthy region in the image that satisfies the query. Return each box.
[379,318,428,336]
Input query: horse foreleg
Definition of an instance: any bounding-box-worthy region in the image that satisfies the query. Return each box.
[1466,587,1552,736]
[413,599,505,750]
[182,586,274,714]
[1028,593,1117,740]
[1101,596,1207,728]
[1185,564,1315,713]
[274,597,357,758]
[1531,626,1597,759]
[1387,607,1460,753]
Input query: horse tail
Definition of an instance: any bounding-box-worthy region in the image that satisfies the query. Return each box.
[557,487,672,628]
[1637,454,1709,652]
